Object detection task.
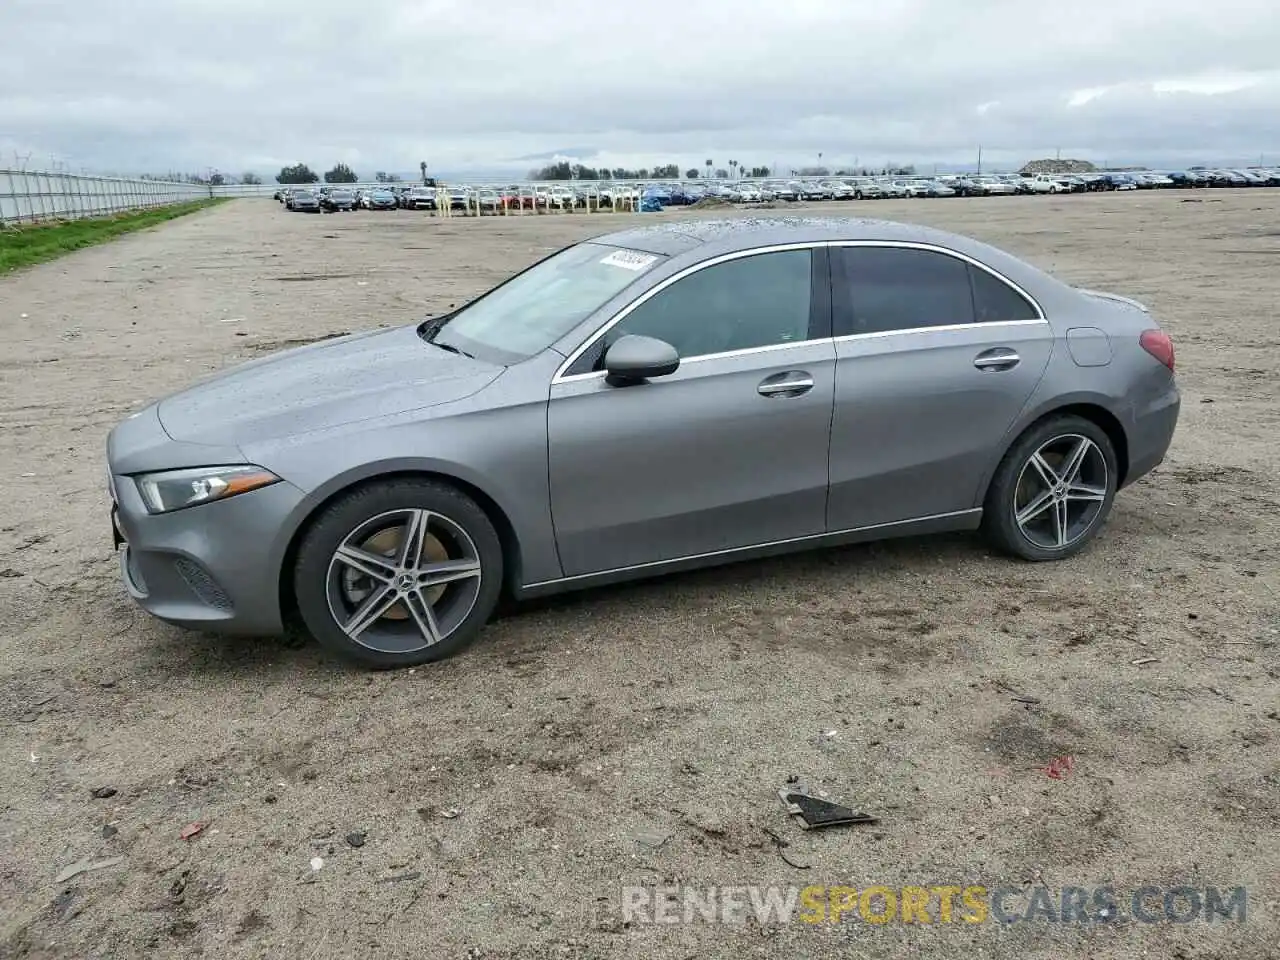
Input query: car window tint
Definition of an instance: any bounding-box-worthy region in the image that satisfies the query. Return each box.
[969,265,1039,323]
[836,246,975,333]
[602,250,813,361]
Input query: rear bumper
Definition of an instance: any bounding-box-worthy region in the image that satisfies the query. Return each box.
[1124,381,1181,487]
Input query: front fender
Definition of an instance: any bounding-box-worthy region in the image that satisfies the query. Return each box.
[246,398,561,603]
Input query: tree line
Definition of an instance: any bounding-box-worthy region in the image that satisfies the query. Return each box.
[137,159,922,186]
[527,161,921,181]
[528,161,773,181]
[274,161,435,184]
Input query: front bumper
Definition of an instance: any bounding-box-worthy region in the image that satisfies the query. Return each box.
[108,445,306,636]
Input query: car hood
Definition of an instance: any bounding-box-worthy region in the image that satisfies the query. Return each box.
[156,324,501,447]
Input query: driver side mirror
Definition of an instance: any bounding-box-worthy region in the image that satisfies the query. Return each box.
[603,335,680,386]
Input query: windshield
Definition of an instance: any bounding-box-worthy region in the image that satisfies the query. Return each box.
[425,242,666,364]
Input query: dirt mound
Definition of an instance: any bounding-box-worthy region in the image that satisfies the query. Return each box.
[1020,158,1098,176]
[690,196,732,209]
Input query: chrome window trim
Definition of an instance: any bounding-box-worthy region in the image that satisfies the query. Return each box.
[826,238,1048,324]
[550,239,1047,384]
[833,317,1046,344]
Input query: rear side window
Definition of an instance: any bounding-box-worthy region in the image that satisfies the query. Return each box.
[969,266,1039,323]
[834,246,974,333]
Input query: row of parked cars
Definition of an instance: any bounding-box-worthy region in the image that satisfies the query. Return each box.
[271,165,1280,215]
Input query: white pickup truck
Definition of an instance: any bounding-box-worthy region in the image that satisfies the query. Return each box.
[1028,174,1072,193]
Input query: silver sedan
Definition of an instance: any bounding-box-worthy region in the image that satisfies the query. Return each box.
[106,216,1180,668]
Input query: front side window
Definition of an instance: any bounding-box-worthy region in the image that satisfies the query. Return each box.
[428,243,665,364]
[589,249,814,368]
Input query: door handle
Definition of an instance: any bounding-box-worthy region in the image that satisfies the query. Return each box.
[758,372,814,397]
[973,348,1020,371]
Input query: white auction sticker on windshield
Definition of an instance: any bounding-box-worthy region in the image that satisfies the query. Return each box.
[600,249,658,271]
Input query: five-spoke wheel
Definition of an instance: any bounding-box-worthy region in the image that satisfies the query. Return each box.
[983,416,1118,561]
[294,480,502,668]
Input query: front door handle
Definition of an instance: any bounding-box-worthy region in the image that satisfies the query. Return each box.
[973,348,1020,371]
[758,372,814,397]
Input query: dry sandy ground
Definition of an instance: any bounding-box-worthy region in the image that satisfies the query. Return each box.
[1,194,1277,960]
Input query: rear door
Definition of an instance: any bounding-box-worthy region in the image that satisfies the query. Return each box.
[826,243,1054,531]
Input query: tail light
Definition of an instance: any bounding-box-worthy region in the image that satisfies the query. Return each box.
[1139,329,1175,372]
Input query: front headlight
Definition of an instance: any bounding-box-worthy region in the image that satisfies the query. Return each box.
[134,465,280,515]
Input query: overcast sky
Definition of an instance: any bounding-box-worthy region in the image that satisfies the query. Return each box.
[2,0,1279,177]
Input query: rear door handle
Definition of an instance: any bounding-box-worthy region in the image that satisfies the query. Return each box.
[973,348,1020,371]
[758,372,814,397]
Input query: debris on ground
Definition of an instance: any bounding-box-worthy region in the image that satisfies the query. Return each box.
[763,828,810,869]
[89,786,117,799]
[376,871,422,884]
[1044,756,1075,779]
[1131,657,1160,666]
[438,807,462,819]
[54,855,124,883]
[1011,696,1042,705]
[345,831,367,848]
[180,822,205,841]
[310,857,324,871]
[101,824,118,839]
[778,785,878,830]
[632,828,671,849]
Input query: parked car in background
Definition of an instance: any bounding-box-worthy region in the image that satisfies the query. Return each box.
[106,216,1180,669]
[447,187,472,211]
[912,179,956,198]
[971,177,1018,196]
[404,187,436,210]
[850,178,883,200]
[797,181,828,201]
[321,189,355,212]
[362,188,398,210]
[289,189,321,212]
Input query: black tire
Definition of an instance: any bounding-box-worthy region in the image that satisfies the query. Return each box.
[292,478,504,669]
[981,415,1118,561]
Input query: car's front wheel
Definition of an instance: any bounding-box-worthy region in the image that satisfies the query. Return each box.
[293,479,504,668]
[982,416,1118,561]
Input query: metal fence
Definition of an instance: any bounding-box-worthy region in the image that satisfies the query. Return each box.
[0,169,210,225]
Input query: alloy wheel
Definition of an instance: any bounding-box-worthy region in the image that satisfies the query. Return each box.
[325,508,482,654]
[1013,434,1109,550]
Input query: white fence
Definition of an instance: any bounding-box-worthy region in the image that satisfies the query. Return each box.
[0,169,210,225]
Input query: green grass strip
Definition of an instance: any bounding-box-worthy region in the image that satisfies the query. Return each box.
[0,199,228,274]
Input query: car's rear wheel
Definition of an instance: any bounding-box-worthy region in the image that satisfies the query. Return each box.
[982,416,1118,561]
[293,479,503,668]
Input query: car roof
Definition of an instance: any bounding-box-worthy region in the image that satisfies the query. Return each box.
[586,216,988,258]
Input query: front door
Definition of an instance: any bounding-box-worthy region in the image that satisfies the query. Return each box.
[826,244,1054,531]
[547,247,836,577]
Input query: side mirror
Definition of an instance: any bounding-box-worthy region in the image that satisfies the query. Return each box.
[603,335,680,385]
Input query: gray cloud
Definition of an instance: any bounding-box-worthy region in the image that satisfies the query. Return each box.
[2,0,1279,176]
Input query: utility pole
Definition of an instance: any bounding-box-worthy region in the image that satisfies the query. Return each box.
[976,145,982,174]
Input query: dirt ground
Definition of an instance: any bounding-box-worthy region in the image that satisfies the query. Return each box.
[1,193,1276,959]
